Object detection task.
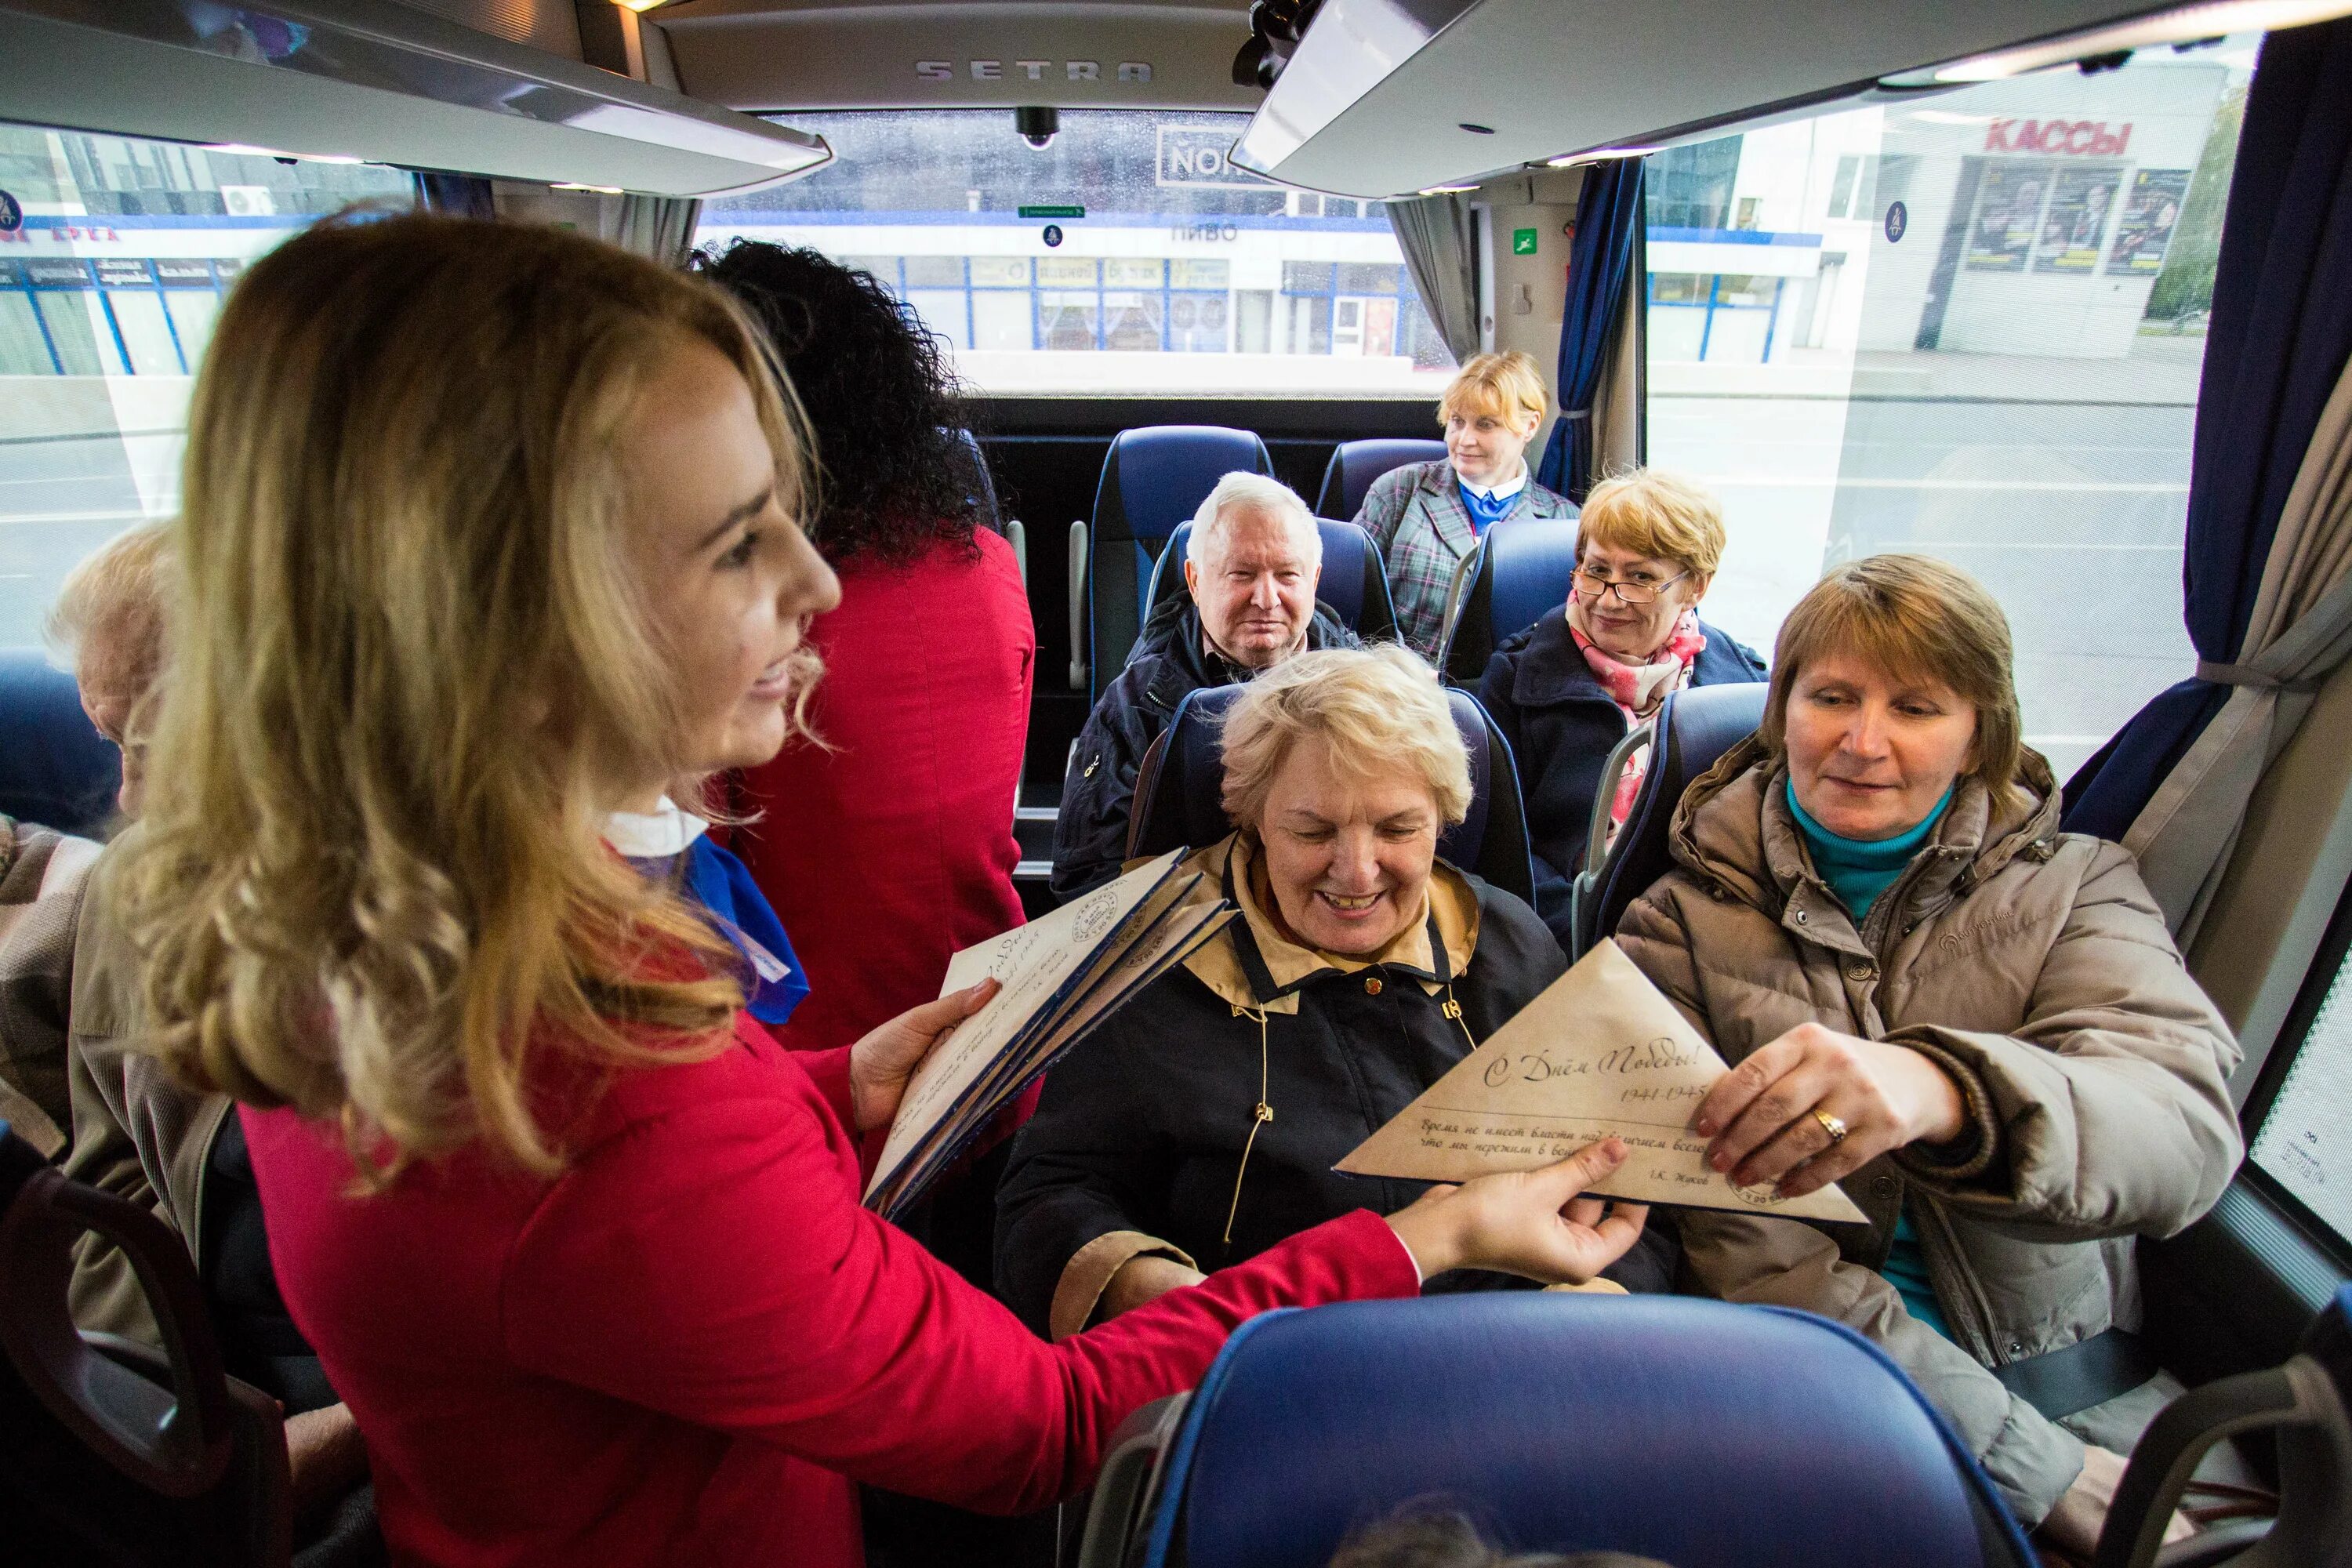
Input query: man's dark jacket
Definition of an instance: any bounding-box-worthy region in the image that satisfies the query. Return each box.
[1049,597,1359,901]
[1475,605,1766,950]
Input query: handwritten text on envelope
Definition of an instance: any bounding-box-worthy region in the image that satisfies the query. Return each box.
[1338,938,1866,1223]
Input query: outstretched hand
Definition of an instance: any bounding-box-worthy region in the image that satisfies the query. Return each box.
[847,978,1000,1132]
[1385,1138,1650,1285]
[1694,1023,1966,1199]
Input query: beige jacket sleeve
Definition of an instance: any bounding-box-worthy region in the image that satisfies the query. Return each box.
[1617,884,2088,1526]
[61,1031,164,1345]
[1889,842,2243,1243]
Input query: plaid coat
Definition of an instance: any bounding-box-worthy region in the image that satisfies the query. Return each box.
[1352,458,1577,657]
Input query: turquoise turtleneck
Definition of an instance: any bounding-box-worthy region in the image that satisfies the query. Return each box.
[1785,775,1953,921]
[1784,773,1958,1336]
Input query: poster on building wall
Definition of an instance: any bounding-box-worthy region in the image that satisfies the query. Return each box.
[2106,169,2193,275]
[1965,162,2050,271]
[2034,165,2125,273]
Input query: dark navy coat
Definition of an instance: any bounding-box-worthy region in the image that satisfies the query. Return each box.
[1475,605,1766,949]
[1048,597,1359,902]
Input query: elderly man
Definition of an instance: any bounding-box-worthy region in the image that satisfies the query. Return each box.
[1051,472,1360,899]
[0,523,167,1146]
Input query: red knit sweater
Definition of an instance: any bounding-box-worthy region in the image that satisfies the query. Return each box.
[242,1015,1417,1567]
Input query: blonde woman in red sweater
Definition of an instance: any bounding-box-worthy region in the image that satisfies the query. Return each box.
[109,215,1648,1568]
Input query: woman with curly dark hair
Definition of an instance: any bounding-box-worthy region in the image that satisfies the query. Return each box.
[695,241,1034,1062]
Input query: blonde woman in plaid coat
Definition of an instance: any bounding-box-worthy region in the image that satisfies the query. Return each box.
[1353,351,1576,657]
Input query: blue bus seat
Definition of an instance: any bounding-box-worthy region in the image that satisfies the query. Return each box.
[0,649,120,837]
[943,426,1001,533]
[1141,520,1401,649]
[0,1120,294,1566]
[1083,426,1273,695]
[1076,1294,2034,1568]
[1312,438,1446,521]
[1436,518,1582,685]
[1125,682,1535,906]
[1569,682,1769,956]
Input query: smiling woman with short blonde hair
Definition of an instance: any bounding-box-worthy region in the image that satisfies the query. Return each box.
[1220,644,1471,833]
[1002,644,1657,1342]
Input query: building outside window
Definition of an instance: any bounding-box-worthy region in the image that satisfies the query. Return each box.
[1644,38,2252,787]
[694,111,1454,397]
[0,126,409,650]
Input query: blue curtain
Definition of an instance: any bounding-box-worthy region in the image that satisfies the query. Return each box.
[2065,19,2352,838]
[1535,160,1646,504]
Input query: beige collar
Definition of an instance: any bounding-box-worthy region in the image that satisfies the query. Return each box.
[1179,833,1479,1014]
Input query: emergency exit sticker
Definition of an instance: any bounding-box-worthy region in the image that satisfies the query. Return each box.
[1512,227,1538,256]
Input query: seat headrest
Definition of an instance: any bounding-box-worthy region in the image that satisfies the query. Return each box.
[1094,426,1273,546]
[1127,683,1504,885]
[1486,519,1584,648]
[942,426,1000,532]
[1585,681,1769,953]
[0,651,119,837]
[1314,438,1447,520]
[1147,1294,2029,1568]
[1142,519,1381,633]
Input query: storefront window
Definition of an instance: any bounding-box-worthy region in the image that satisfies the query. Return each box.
[0,126,410,649]
[1645,38,2255,781]
[693,111,1455,397]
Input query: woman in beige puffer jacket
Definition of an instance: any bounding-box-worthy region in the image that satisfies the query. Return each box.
[1616,555,2241,1552]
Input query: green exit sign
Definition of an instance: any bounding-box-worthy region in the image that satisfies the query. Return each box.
[1019,204,1086,219]
[1512,227,1539,256]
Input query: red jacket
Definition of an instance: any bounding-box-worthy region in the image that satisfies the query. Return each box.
[732,529,1033,1056]
[242,1016,1417,1568]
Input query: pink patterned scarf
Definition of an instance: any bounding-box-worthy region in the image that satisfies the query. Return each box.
[1570,608,1708,835]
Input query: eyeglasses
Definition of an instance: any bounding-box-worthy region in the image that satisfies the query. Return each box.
[1572,564,1688,605]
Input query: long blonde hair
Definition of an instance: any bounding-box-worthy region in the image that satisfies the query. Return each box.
[111,212,811,1180]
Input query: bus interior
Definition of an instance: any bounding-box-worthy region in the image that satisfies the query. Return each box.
[3,2,2352,1565]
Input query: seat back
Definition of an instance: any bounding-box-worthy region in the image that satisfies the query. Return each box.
[2094,1280,2352,1568]
[1087,1294,2034,1568]
[943,426,1002,532]
[1436,519,1583,684]
[1087,426,1273,694]
[1141,520,1401,647]
[1312,438,1446,520]
[0,649,120,837]
[1570,682,1769,956]
[1126,683,1534,905]
[0,1120,292,1566]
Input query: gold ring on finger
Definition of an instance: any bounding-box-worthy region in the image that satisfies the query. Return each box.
[1812,1108,1849,1145]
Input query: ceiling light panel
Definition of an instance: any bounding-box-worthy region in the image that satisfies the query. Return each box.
[1232,0,2245,198]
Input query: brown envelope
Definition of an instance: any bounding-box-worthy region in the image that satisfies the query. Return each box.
[1337,938,1867,1223]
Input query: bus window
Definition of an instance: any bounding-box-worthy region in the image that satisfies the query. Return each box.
[693,111,1456,398]
[1644,38,2256,782]
[0,126,409,651]
[2249,902,2352,1260]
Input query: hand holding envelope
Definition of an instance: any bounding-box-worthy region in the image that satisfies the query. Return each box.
[1339,938,1868,1224]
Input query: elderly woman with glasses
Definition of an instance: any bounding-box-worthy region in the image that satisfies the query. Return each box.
[1475,470,1765,950]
